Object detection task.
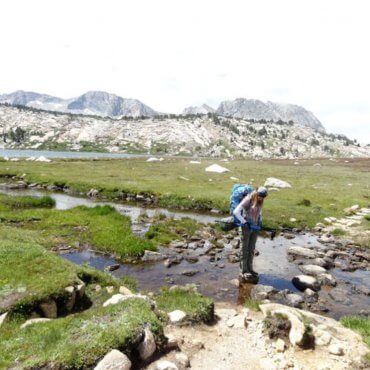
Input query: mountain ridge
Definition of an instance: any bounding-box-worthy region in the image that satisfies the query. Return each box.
[0,90,158,118]
[0,91,324,132]
[1,104,368,159]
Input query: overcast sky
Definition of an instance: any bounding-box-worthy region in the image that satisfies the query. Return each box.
[1,0,369,143]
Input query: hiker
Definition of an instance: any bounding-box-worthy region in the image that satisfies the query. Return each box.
[233,186,268,283]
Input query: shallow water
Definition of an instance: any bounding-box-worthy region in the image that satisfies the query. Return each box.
[0,188,219,224]
[0,148,146,159]
[2,188,370,319]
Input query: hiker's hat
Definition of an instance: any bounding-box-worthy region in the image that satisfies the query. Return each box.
[257,186,268,198]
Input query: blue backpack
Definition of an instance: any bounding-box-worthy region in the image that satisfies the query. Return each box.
[230,184,253,227]
[216,184,254,231]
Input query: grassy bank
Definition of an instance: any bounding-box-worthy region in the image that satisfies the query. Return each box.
[1,157,369,229]
[0,195,155,257]
[155,287,214,323]
[0,225,80,314]
[0,298,163,369]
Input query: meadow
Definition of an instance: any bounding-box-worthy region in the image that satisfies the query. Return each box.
[1,157,369,230]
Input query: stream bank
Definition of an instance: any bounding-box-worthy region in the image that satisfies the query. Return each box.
[1,187,369,321]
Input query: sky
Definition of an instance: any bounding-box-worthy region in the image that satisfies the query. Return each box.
[1,0,369,143]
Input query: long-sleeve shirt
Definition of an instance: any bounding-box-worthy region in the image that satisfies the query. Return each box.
[233,193,262,227]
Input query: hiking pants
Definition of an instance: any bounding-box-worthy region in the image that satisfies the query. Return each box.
[240,226,258,274]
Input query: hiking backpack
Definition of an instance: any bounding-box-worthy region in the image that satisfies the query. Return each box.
[217,184,253,231]
[230,183,253,216]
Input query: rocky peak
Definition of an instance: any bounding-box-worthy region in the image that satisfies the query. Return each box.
[216,98,325,132]
[183,104,216,115]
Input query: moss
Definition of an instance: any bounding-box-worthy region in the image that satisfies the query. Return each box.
[155,287,214,324]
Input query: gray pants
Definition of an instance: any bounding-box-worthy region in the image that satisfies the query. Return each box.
[240,227,258,274]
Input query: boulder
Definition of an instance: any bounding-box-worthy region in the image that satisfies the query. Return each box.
[311,257,331,268]
[317,273,337,287]
[174,352,190,368]
[137,327,156,360]
[21,318,51,329]
[285,293,304,308]
[39,300,58,318]
[168,310,187,324]
[119,286,133,295]
[94,349,131,370]
[87,188,99,197]
[275,338,286,352]
[292,275,320,292]
[314,330,332,346]
[0,312,8,326]
[35,156,51,162]
[344,205,360,214]
[298,264,327,276]
[103,294,151,307]
[205,164,230,173]
[251,285,276,300]
[287,246,318,259]
[329,344,344,356]
[64,286,76,311]
[152,361,178,370]
[142,250,165,262]
[264,177,291,188]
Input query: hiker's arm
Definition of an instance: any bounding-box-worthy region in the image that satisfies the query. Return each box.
[233,202,247,225]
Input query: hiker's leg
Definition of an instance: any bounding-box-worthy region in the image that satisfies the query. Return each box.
[246,231,258,273]
[240,226,251,274]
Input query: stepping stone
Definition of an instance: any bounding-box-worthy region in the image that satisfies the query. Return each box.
[292,275,320,291]
[299,264,327,276]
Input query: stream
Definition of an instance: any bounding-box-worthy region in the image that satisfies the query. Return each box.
[1,188,369,320]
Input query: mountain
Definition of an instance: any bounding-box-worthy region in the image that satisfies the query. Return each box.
[183,104,215,115]
[0,90,159,117]
[66,91,158,117]
[216,98,325,132]
[1,104,368,159]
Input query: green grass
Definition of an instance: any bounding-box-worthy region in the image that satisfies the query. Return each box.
[0,195,155,258]
[1,195,55,209]
[244,298,262,312]
[1,157,369,229]
[145,216,202,245]
[341,316,370,363]
[0,298,163,369]
[0,225,81,315]
[155,287,214,323]
[331,228,346,236]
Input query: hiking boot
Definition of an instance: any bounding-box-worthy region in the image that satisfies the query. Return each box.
[239,272,259,284]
